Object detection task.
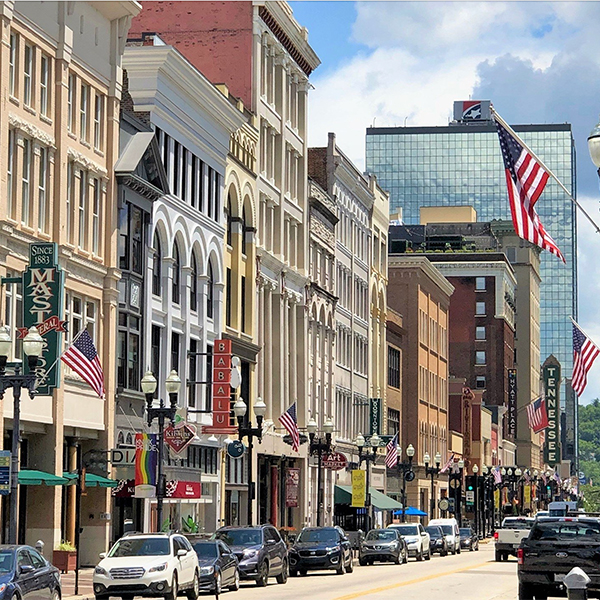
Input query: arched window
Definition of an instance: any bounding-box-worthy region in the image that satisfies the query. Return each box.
[172,242,181,304]
[117,431,125,447]
[226,194,233,247]
[190,252,198,312]
[152,231,162,296]
[125,432,133,446]
[207,261,214,319]
[241,205,248,256]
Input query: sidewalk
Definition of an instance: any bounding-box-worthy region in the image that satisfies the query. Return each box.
[61,567,95,600]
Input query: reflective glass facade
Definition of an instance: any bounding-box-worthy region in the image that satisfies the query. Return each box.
[366,122,577,374]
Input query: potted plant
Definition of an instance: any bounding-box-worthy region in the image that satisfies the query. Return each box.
[53,541,77,573]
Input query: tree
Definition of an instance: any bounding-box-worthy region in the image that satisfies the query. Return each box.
[579,400,600,485]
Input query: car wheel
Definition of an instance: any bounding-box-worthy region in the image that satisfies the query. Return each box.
[394,552,401,565]
[276,560,288,584]
[51,591,60,600]
[518,582,535,600]
[425,549,431,561]
[214,573,222,596]
[416,548,423,561]
[359,557,367,566]
[165,573,178,600]
[336,558,346,575]
[346,555,353,573]
[470,545,474,552]
[229,569,240,591]
[403,550,408,564]
[189,570,200,600]
[256,561,269,587]
[457,546,461,554]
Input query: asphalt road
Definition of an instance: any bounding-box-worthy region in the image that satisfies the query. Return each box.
[229,542,519,600]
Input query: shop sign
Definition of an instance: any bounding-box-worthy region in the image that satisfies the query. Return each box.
[21,243,65,394]
[165,480,201,499]
[322,452,347,471]
[204,339,236,434]
[0,451,10,495]
[507,369,517,439]
[351,469,366,508]
[111,448,136,465]
[112,479,136,498]
[543,357,561,467]
[285,468,300,508]
[226,440,245,458]
[164,423,197,455]
[369,398,382,436]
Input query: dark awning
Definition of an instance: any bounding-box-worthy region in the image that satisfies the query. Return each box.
[334,485,403,510]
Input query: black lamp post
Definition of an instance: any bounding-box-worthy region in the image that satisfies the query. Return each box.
[424,452,442,521]
[141,369,181,531]
[472,464,480,536]
[307,417,334,527]
[587,116,600,177]
[480,465,495,536]
[0,325,44,545]
[355,432,381,532]
[234,396,267,526]
[449,458,465,526]
[396,444,415,523]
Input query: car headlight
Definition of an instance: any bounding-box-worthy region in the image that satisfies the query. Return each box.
[200,566,215,576]
[149,563,167,573]
[464,540,471,544]
[325,546,339,553]
[94,566,109,577]
[243,549,259,559]
[0,584,7,594]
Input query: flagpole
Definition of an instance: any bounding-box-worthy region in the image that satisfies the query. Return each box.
[35,327,87,386]
[491,106,600,235]
[570,316,598,345]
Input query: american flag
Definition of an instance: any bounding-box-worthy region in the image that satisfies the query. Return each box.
[279,403,300,452]
[492,467,502,485]
[541,471,547,485]
[572,321,600,396]
[385,433,399,469]
[61,330,104,398]
[439,453,456,474]
[526,396,549,433]
[495,118,565,263]
[553,471,561,484]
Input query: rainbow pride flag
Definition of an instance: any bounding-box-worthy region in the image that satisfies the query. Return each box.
[135,433,157,498]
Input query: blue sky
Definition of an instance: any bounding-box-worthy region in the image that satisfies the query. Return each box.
[291,1,600,402]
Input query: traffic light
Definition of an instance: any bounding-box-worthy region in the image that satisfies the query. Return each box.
[465,475,476,493]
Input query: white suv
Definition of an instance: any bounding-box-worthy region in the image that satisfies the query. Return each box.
[388,524,431,561]
[93,533,199,600]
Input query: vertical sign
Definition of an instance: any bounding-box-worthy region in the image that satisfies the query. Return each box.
[285,468,300,508]
[543,356,561,467]
[369,398,382,436]
[462,388,473,460]
[21,243,65,394]
[0,451,10,495]
[205,339,235,433]
[507,369,517,439]
[351,469,366,507]
[134,433,157,498]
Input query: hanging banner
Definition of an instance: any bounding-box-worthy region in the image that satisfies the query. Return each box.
[507,369,517,439]
[204,339,236,434]
[494,488,500,510]
[543,356,561,466]
[351,469,366,508]
[285,468,300,508]
[524,485,531,506]
[135,433,158,498]
[20,243,65,394]
[369,398,382,436]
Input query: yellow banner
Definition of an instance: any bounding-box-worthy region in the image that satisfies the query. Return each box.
[524,485,531,505]
[494,488,500,510]
[351,469,366,507]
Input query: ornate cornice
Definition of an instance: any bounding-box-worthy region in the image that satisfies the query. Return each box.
[9,113,55,148]
[67,147,108,177]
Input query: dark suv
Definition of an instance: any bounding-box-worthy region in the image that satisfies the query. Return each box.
[288,527,353,576]
[213,525,288,587]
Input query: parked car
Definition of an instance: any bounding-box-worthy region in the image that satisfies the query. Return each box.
[188,539,239,595]
[213,525,288,586]
[93,533,199,600]
[495,516,535,561]
[518,516,600,599]
[425,526,448,556]
[0,545,61,600]
[359,529,407,565]
[288,526,353,576]
[459,528,479,552]
[388,523,430,561]
[428,518,461,555]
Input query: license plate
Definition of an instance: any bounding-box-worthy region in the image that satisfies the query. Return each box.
[555,574,566,583]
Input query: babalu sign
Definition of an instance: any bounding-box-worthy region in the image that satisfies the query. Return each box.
[20,243,65,394]
[543,356,561,467]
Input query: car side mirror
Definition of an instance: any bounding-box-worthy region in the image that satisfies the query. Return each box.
[99,552,106,560]
[177,548,187,557]
[19,565,35,575]
[421,532,427,536]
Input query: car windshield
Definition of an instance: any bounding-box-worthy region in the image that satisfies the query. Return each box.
[192,543,218,558]
[425,527,442,538]
[391,525,418,535]
[503,519,534,530]
[109,537,170,557]
[440,526,454,535]
[460,529,472,536]
[530,521,600,541]
[365,530,397,541]
[298,529,339,543]
[0,551,14,573]
[215,529,262,547]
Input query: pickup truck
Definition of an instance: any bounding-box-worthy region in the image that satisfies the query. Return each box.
[495,517,535,561]
[518,517,600,599]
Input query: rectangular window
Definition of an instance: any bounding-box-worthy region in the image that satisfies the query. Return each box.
[173,141,180,197]
[475,326,486,340]
[506,247,517,263]
[475,351,486,365]
[128,330,140,390]
[189,338,198,408]
[85,300,96,339]
[475,277,486,291]
[21,138,31,225]
[7,129,14,218]
[4,272,23,361]
[181,148,187,201]
[92,178,101,254]
[117,329,126,389]
[241,276,246,333]
[151,326,161,394]
[9,33,17,96]
[207,167,214,218]
[171,332,180,372]
[226,268,232,327]
[94,94,103,150]
[80,83,89,141]
[387,408,400,436]
[66,162,73,243]
[23,45,32,106]
[38,146,47,232]
[388,346,401,388]
[476,301,486,316]
[40,54,49,116]
[476,376,486,389]
[78,170,87,248]
[68,74,75,132]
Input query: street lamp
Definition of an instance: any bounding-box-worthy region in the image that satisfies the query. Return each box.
[472,464,480,537]
[588,116,600,176]
[424,452,442,521]
[142,369,181,531]
[355,432,380,532]
[235,396,266,525]
[308,417,334,526]
[0,325,44,544]
[397,444,415,523]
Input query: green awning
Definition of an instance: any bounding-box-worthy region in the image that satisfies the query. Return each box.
[62,472,119,488]
[334,485,403,511]
[18,469,69,486]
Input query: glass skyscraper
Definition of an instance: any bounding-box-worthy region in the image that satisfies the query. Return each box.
[366,116,577,377]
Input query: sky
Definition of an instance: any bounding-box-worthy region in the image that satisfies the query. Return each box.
[290,0,600,404]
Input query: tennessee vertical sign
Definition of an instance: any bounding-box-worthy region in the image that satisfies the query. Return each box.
[204,339,236,433]
[543,356,561,466]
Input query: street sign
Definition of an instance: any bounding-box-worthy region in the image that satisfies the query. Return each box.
[322,452,348,471]
[111,448,136,466]
[465,491,475,503]
[227,440,245,458]
[0,451,10,495]
[164,423,196,455]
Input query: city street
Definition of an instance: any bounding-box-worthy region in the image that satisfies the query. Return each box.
[233,543,518,600]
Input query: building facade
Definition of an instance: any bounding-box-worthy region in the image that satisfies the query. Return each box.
[0,0,140,561]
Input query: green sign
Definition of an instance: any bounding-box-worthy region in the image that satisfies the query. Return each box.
[369,397,382,436]
[542,356,561,467]
[21,243,65,395]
